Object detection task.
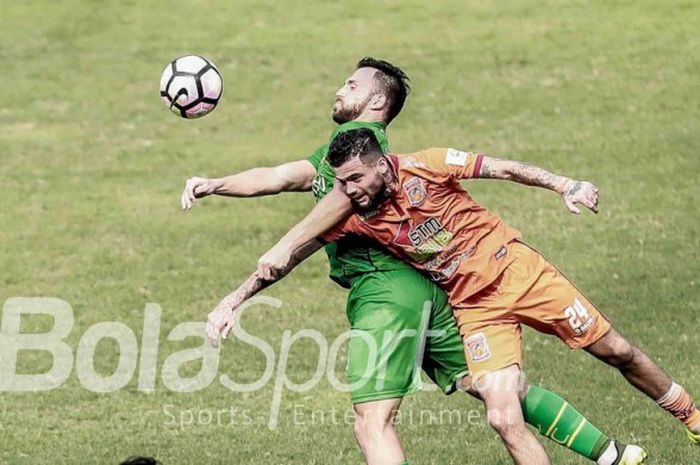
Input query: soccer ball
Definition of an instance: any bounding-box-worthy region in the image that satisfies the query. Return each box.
[159,55,223,119]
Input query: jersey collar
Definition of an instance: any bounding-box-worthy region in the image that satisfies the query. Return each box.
[331,120,387,139]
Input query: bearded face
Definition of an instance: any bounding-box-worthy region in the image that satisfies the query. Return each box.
[332,93,373,124]
[332,67,379,124]
[333,156,394,211]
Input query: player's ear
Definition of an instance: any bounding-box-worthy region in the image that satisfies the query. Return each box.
[369,93,387,111]
[377,157,397,193]
[377,156,390,177]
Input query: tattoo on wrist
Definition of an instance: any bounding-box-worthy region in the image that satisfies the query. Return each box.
[511,162,568,192]
[564,180,583,197]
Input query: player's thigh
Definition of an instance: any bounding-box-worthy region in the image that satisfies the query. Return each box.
[353,397,403,426]
[345,270,429,403]
[508,242,611,349]
[454,295,523,381]
[419,281,470,395]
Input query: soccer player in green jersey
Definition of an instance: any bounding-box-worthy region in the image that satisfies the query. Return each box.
[186,58,643,465]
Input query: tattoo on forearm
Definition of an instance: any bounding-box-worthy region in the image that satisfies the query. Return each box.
[511,162,569,192]
[221,275,265,311]
[479,160,499,179]
[478,156,578,195]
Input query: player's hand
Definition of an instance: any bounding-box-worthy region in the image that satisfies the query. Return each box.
[205,293,241,348]
[257,244,293,281]
[181,177,218,210]
[561,179,599,215]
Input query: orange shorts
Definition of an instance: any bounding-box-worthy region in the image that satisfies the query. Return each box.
[454,241,611,379]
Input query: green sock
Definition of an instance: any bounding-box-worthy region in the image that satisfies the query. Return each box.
[522,384,610,461]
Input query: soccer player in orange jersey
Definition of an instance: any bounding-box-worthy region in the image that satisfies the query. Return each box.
[207,128,699,464]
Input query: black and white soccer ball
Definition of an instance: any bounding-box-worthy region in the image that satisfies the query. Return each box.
[159,55,223,119]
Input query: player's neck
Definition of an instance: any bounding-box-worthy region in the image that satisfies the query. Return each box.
[352,110,386,125]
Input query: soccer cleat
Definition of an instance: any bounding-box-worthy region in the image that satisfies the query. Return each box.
[688,427,700,445]
[612,443,647,465]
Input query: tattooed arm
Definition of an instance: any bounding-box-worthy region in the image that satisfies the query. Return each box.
[477,156,599,215]
[204,239,324,347]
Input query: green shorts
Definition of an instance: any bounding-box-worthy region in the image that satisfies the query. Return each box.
[345,268,469,404]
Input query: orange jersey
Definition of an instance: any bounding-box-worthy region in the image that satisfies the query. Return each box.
[323,148,521,308]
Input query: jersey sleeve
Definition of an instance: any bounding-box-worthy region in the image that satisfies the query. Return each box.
[320,214,363,243]
[406,147,483,183]
[306,143,329,170]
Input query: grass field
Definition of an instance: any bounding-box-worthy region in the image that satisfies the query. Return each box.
[1,1,699,464]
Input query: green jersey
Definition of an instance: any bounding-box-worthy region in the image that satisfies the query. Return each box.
[307,120,412,288]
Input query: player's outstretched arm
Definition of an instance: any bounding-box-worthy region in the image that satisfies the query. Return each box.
[256,186,353,279]
[477,156,599,215]
[181,159,317,210]
[205,239,323,347]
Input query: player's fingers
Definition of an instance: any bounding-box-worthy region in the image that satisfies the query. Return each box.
[584,194,595,208]
[589,194,599,208]
[259,267,271,281]
[222,320,234,339]
[266,265,281,280]
[564,197,581,215]
[585,199,599,214]
[193,183,208,199]
[256,262,272,281]
[205,322,220,348]
[205,317,217,334]
[186,182,198,204]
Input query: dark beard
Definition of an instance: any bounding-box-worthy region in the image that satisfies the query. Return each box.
[352,184,390,213]
[332,95,372,124]
[332,103,362,124]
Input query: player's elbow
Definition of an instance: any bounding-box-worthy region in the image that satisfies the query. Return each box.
[498,160,520,179]
[477,156,514,180]
[270,163,314,192]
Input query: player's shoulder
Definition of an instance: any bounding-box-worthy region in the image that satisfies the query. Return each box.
[398,147,475,170]
[396,148,450,171]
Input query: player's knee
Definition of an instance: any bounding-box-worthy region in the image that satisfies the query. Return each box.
[353,415,366,445]
[458,374,481,399]
[487,406,526,442]
[604,335,636,368]
[354,409,393,444]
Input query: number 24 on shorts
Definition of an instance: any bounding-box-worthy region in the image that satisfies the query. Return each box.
[564,299,594,335]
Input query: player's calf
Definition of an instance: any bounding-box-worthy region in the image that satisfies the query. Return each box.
[586,328,700,438]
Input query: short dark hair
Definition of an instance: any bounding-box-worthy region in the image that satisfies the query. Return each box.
[356,57,410,123]
[328,128,383,168]
[119,457,160,465]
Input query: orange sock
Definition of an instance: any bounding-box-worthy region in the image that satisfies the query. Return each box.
[656,383,700,431]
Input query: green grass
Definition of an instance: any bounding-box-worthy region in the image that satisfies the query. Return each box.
[1,0,699,463]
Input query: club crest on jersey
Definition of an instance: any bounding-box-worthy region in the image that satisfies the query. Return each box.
[465,333,491,362]
[403,177,428,207]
